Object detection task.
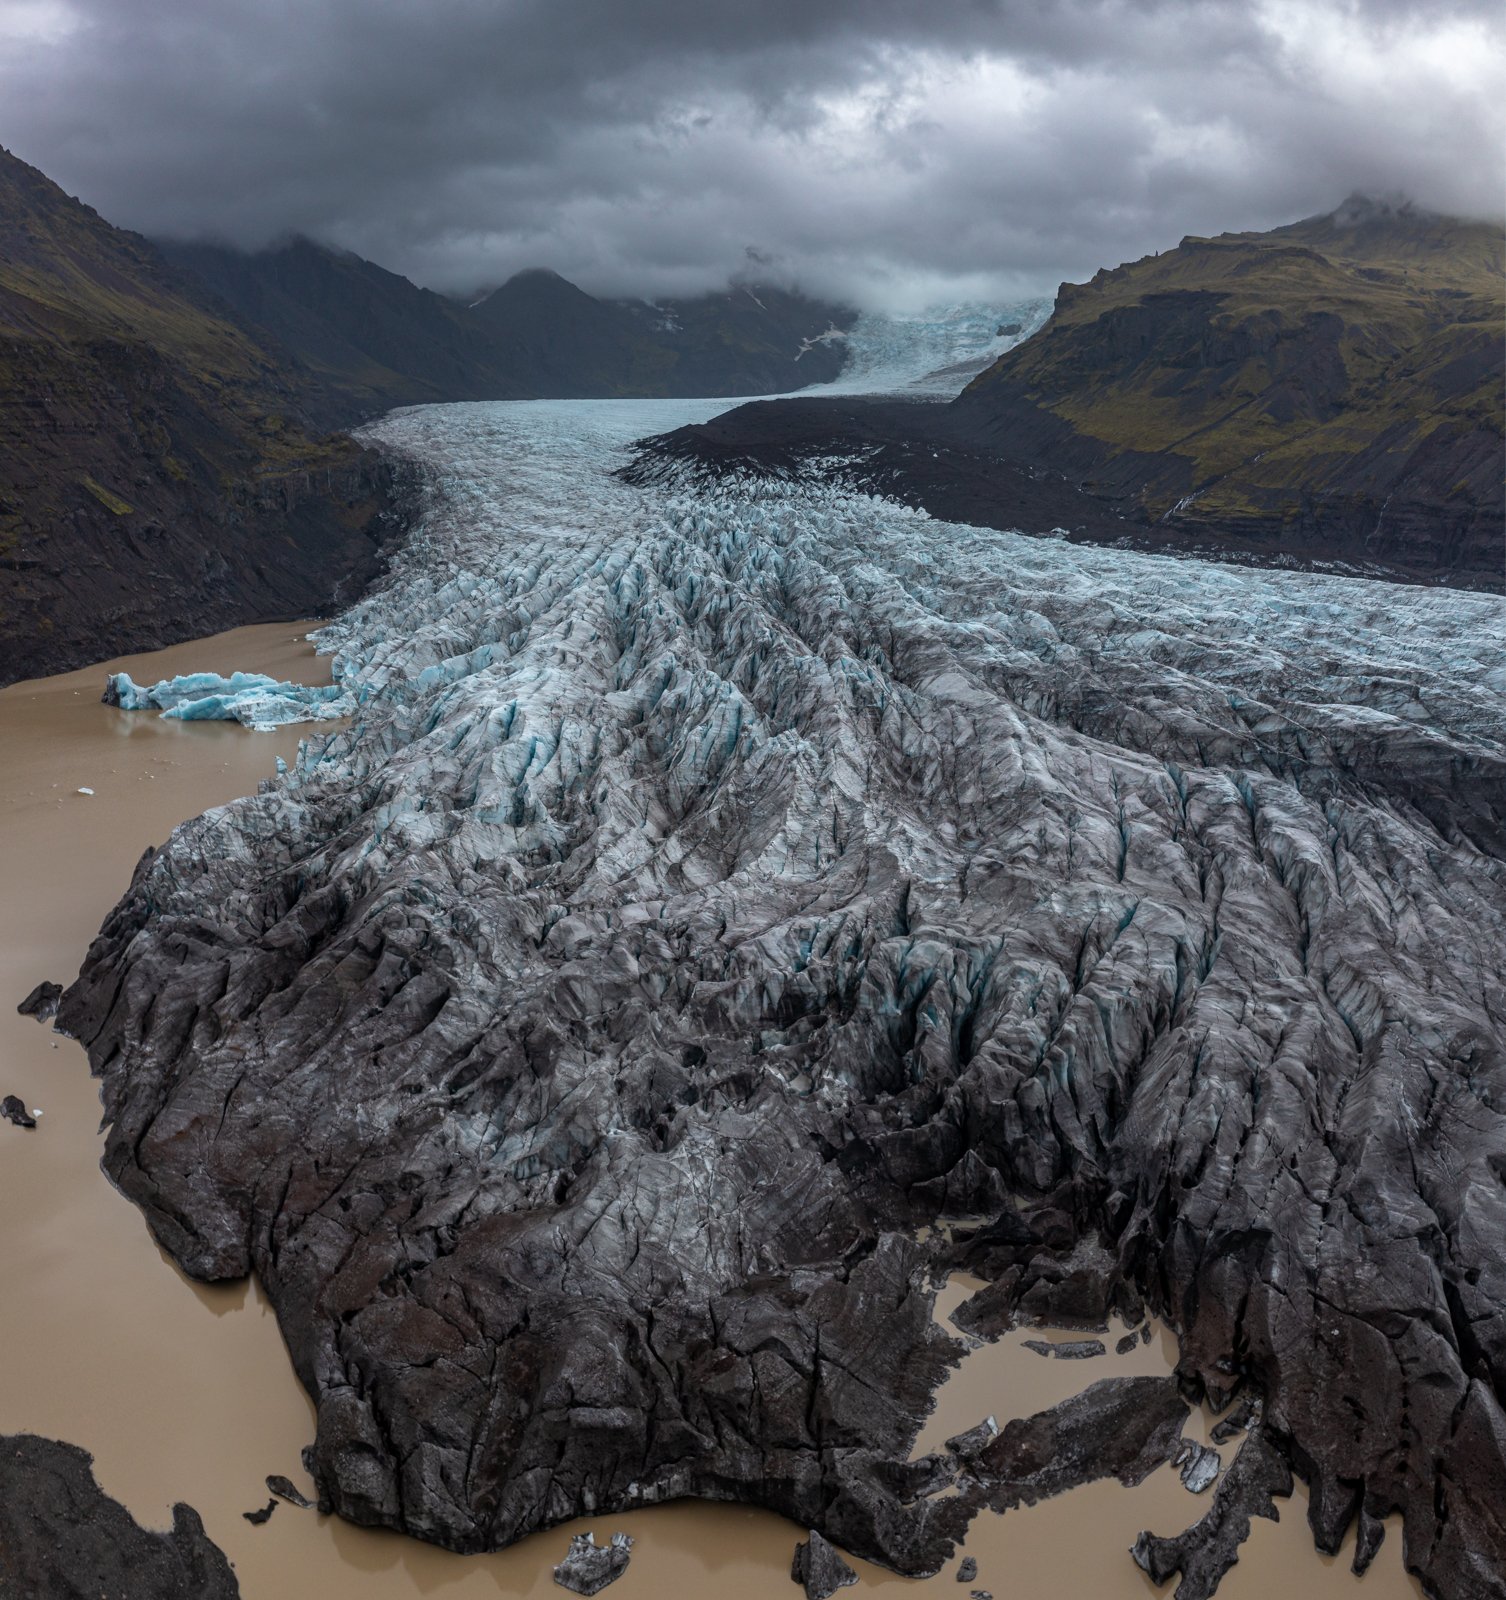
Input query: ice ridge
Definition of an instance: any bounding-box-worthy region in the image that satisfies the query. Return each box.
[56,388,1506,1598]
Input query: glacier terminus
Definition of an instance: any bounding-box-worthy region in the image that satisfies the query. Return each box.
[55,314,1506,1600]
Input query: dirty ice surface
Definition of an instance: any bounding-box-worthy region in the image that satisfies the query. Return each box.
[69,302,1505,1597]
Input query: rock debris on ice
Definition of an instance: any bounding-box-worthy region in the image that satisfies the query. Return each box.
[54,378,1506,1600]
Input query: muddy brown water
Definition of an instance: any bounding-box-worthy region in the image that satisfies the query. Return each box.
[0,624,1422,1597]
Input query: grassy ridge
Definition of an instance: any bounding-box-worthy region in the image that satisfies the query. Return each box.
[959,198,1503,573]
[0,145,393,681]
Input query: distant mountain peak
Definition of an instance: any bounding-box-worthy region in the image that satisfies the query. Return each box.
[1325,190,1433,228]
[1329,190,1426,227]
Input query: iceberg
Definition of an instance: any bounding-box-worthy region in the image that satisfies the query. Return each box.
[103,669,352,730]
[54,307,1506,1598]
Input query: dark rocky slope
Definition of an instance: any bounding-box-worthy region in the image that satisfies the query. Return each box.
[0,145,402,684]
[0,1433,239,1598]
[55,398,1506,1598]
[1,145,851,684]
[164,244,855,422]
[160,236,536,424]
[470,268,854,398]
[629,198,1504,588]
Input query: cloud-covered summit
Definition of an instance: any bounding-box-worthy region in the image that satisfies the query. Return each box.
[2,0,1501,307]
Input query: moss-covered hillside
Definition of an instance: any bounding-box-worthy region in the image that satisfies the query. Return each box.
[955,196,1503,582]
[0,145,397,682]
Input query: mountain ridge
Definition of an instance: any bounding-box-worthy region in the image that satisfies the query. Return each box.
[0,143,401,684]
[951,195,1503,577]
[1,143,857,681]
[164,238,856,421]
[627,196,1505,588]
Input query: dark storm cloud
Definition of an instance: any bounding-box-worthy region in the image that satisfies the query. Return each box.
[1,0,1501,306]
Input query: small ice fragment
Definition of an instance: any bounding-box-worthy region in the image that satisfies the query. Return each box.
[1175,1439,1222,1493]
[77,787,94,795]
[553,1531,633,1594]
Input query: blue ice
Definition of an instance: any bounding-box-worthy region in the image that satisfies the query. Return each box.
[105,670,353,730]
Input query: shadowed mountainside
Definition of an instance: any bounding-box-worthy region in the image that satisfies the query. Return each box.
[0,145,401,684]
[953,195,1504,580]
[1,144,854,683]
[159,236,537,425]
[628,198,1505,587]
[166,244,855,419]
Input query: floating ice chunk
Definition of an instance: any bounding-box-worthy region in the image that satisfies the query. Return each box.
[552,1530,633,1594]
[104,670,353,730]
[77,787,94,795]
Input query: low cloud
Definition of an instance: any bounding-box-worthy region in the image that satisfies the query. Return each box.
[3,0,1501,307]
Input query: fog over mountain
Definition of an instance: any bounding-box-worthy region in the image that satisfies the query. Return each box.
[1,0,1501,307]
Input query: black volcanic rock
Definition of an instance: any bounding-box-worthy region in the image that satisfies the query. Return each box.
[965,1378,1189,1511]
[553,1531,633,1595]
[791,1530,858,1598]
[1132,1428,1293,1600]
[265,1473,313,1507]
[0,1433,239,1598]
[54,393,1506,1598]
[1,1094,36,1128]
[17,980,62,1021]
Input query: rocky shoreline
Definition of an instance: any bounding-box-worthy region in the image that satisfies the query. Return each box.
[0,442,420,688]
[621,395,1504,591]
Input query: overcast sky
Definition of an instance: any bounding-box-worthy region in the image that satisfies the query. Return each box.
[1,0,1501,307]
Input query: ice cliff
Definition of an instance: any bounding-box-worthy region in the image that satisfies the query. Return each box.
[56,345,1506,1597]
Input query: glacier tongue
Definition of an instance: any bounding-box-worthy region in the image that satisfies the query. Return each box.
[58,391,1506,1595]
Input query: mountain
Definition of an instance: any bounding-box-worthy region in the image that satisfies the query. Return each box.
[0,145,398,683]
[951,195,1503,582]
[163,245,856,421]
[470,268,855,397]
[159,236,533,423]
[0,140,855,682]
[629,198,1504,588]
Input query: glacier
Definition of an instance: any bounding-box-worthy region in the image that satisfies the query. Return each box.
[104,669,352,730]
[813,297,1052,397]
[54,314,1506,1598]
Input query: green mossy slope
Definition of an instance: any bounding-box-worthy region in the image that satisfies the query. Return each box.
[956,196,1503,582]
